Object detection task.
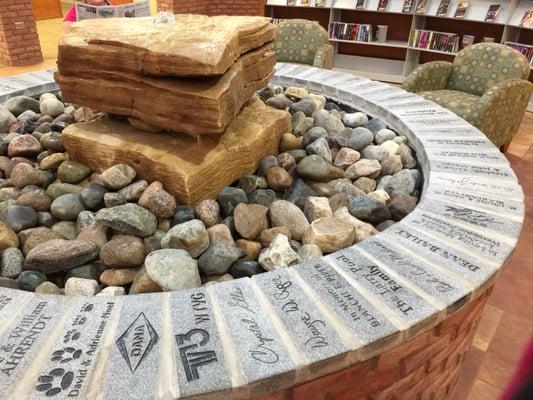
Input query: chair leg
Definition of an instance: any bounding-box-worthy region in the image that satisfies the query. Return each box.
[500,142,511,153]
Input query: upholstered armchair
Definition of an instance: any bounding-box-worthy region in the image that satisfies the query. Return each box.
[274,19,334,69]
[402,43,533,148]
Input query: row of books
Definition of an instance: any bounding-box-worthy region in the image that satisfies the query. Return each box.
[286,0,326,6]
[409,29,460,53]
[329,22,375,42]
[506,42,533,62]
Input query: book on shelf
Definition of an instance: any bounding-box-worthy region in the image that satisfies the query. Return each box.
[300,0,310,6]
[329,22,375,42]
[410,29,460,53]
[377,0,388,11]
[505,42,533,62]
[454,2,469,18]
[287,0,296,5]
[484,4,501,22]
[315,0,325,7]
[415,0,428,14]
[460,34,475,49]
[436,0,450,16]
[402,0,414,13]
[356,0,366,9]
[520,10,533,28]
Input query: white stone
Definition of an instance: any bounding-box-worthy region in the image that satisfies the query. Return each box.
[145,248,201,291]
[381,140,400,156]
[302,216,355,252]
[65,277,98,296]
[258,234,300,271]
[97,286,126,296]
[375,129,396,144]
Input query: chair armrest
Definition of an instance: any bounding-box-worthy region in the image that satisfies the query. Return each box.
[401,61,453,93]
[477,79,533,147]
[313,44,334,69]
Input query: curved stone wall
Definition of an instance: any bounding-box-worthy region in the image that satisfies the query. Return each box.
[0,64,524,400]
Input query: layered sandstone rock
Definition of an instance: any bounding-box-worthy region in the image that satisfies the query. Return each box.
[55,44,276,135]
[62,97,291,205]
[56,14,277,135]
[58,14,276,77]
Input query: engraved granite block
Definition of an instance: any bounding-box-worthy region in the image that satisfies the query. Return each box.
[419,137,495,150]
[417,197,523,240]
[293,261,398,347]
[253,269,350,368]
[169,288,231,398]
[325,248,438,329]
[429,160,517,181]
[355,237,471,310]
[425,149,508,165]
[402,211,515,264]
[0,288,31,328]
[0,296,70,398]
[208,279,296,390]
[428,173,524,199]
[103,294,162,400]
[29,299,121,400]
[423,186,524,218]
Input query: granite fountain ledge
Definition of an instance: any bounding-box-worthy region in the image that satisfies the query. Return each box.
[0,63,524,399]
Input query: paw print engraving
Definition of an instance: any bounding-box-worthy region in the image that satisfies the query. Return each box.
[51,347,82,364]
[36,368,74,397]
[81,303,94,313]
[63,329,81,344]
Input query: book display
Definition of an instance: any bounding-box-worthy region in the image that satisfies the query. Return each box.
[330,22,375,42]
[485,4,501,22]
[454,2,470,18]
[520,10,533,27]
[402,0,414,13]
[266,0,533,110]
[506,42,533,62]
[415,0,428,14]
[410,29,460,53]
[436,0,450,16]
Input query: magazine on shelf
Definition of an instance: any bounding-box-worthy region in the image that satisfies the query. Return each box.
[520,10,533,28]
[377,0,389,11]
[415,0,428,14]
[484,4,501,22]
[436,0,450,16]
[454,2,470,18]
[316,0,325,7]
[75,0,150,20]
[461,34,475,49]
[402,0,414,13]
[356,0,366,9]
[301,0,310,6]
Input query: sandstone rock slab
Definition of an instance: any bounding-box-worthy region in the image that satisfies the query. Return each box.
[56,44,276,135]
[62,97,290,205]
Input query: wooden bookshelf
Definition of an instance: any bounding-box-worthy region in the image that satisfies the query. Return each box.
[266,0,533,110]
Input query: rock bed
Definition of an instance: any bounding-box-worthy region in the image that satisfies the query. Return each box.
[0,85,421,296]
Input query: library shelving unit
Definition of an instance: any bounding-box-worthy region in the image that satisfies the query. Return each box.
[266,0,533,109]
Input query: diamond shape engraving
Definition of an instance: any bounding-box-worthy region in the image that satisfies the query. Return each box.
[116,312,159,372]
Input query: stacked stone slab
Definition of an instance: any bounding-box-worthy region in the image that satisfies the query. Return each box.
[55,14,277,135]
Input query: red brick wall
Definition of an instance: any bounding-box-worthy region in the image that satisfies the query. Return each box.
[156,0,265,16]
[0,0,43,66]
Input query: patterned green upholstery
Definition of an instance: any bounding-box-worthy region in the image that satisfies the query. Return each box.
[402,43,533,147]
[274,19,334,69]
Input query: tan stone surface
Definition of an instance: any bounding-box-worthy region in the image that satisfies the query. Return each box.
[59,14,275,77]
[62,96,290,205]
[56,44,275,135]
